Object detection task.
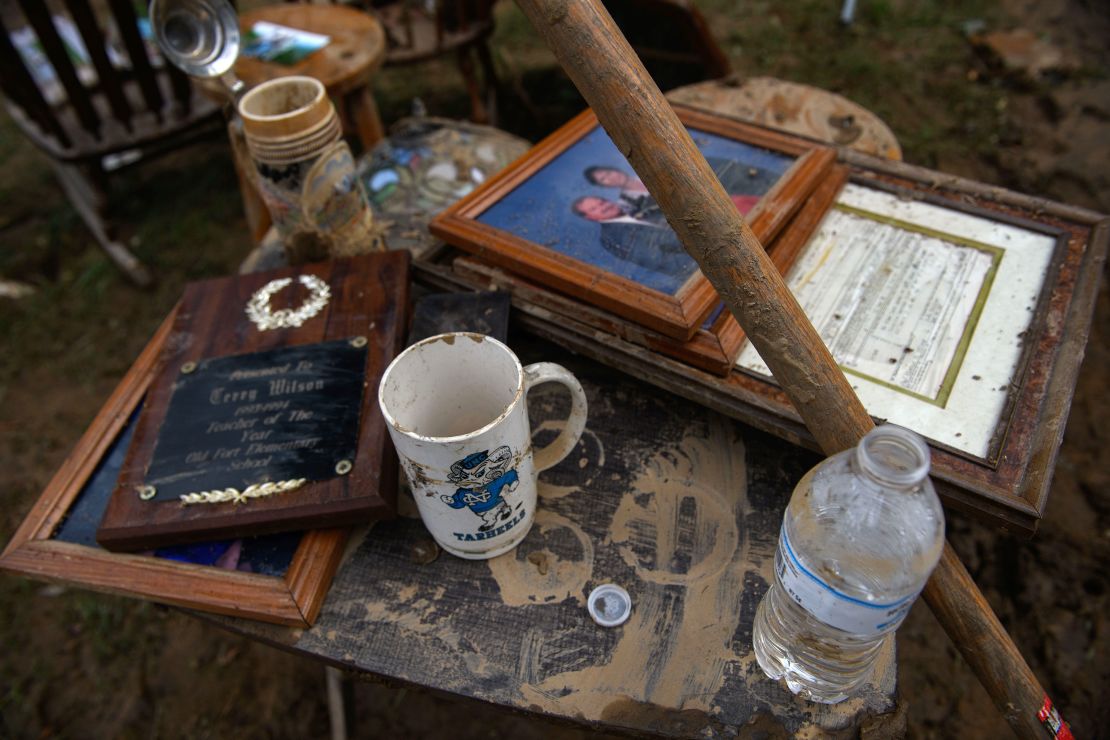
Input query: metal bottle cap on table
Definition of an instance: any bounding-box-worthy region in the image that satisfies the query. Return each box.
[587,584,632,627]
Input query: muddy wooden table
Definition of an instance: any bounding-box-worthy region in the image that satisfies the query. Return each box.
[206,337,899,737]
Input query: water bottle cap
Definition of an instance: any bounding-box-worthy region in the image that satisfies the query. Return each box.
[587,584,632,627]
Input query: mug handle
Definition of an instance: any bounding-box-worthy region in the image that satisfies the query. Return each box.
[523,362,588,472]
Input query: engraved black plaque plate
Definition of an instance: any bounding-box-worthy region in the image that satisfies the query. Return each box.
[142,339,367,503]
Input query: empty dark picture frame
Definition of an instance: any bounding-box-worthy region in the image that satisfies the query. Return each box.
[430,106,833,342]
[0,312,348,627]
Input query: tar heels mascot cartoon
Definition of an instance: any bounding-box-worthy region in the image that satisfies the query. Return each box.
[442,446,519,531]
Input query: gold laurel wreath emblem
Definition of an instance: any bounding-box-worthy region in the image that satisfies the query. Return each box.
[245,275,331,332]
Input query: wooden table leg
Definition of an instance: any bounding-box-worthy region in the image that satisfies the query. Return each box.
[346,87,385,153]
[457,47,489,125]
[227,119,272,243]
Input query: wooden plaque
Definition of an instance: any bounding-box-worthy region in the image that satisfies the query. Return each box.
[97,253,410,551]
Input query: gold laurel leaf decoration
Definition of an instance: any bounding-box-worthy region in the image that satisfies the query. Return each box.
[179,478,308,505]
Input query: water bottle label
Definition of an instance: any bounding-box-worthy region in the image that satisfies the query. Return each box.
[777,527,918,635]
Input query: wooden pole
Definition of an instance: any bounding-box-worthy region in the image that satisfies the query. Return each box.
[512,0,1065,736]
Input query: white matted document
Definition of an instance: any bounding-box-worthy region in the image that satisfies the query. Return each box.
[736,183,1057,458]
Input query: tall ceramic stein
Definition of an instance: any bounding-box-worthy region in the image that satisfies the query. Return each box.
[237,76,383,262]
[378,333,588,559]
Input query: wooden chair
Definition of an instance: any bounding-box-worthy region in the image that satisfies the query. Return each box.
[0,1,226,286]
[361,0,500,125]
[602,0,731,91]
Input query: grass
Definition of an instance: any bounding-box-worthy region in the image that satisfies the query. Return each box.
[366,0,1021,166]
[0,119,245,386]
[699,0,1014,167]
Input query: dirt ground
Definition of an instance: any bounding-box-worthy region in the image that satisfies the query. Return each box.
[1,0,1108,738]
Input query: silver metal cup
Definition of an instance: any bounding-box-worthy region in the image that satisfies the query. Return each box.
[149,0,245,101]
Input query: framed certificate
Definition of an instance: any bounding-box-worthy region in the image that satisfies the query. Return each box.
[737,181,1055,461]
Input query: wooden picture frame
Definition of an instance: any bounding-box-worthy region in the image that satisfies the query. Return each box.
[416,152,1107,535]
[735,179,1056,462]
[448,166,849,375]
[95,254,408,552]
[0,312,348,628]
[430,106,834,342]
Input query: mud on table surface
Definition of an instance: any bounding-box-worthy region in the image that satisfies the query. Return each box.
[213,340,899,737]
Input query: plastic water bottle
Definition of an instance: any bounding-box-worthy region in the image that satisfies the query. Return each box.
[752,424,945,703]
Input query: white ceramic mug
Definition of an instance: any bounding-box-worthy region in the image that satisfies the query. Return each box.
[378,333,588,559]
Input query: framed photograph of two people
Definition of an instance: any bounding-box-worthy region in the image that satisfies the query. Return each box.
[430,106,835,343]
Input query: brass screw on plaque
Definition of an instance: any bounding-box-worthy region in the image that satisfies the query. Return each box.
[350,336,367,348]
[138,485,157,500]
[180,361,197,374]
[335,459,353,475]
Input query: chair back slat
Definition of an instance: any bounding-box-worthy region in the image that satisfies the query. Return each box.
[17,0,103,136]
[63,0,135,130]
[401,6,415,49]
[0,16,73,147]
[106,0,165,116]
[452,0,469,34]
[434,3,445,50]
[168,63,194,114]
